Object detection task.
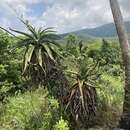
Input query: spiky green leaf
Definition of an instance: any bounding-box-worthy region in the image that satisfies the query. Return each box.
[43,44,56,62]
[23,45,35,74]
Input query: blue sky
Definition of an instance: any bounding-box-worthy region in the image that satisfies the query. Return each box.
[28,2,48,17]
[0,0,130,33]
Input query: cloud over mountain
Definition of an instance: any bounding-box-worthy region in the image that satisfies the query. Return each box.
[0,0,129,33]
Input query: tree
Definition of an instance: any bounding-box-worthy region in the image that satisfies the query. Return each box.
[109,0,130,129]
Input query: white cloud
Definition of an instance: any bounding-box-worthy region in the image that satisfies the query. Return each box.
[0,0,130,33]
[0,0,42,30]
[39,0,130,33]
[40,0,113,33]
[5,0,42,5]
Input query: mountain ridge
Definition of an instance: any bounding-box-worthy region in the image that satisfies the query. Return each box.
[61,21,130,38]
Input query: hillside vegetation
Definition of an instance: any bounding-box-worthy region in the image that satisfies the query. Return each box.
[62,21,130,38]
[0,22,125,130]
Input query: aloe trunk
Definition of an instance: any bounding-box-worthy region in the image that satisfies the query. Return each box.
[109,0,130,129]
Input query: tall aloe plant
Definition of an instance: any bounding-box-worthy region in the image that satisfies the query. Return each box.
[0,20,60,85]
[63,41,100,128]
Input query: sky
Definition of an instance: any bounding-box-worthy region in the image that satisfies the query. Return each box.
[0,0,130,34]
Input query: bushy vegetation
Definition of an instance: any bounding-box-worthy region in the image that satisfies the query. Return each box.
[0,88,69,130]
[0,22,124,129]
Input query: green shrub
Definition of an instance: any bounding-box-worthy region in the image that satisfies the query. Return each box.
[0,88,62,130]
[53,117,69,130]
[96,73,124,128]
[0,31,23,100]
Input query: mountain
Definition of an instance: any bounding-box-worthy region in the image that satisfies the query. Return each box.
[62,21,130,38]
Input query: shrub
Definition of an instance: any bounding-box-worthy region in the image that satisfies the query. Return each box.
[0,88,63,130]
[53,117,69,130]
[96,73,124,128]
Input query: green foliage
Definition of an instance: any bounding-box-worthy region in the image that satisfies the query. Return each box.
[98,73,123,108]
[61,38,100,128]
[100,39,121,65]
[0,25,124,130]
[0,31,23,100]
[0,88,61,130]
[88,39,121,64]
[1,20,60,85]
[60,37,123,128]
[53,117,69,130]
[96,73,123,128]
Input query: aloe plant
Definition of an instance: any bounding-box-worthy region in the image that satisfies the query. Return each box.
[63,40,100,128]
[0,20,60,85]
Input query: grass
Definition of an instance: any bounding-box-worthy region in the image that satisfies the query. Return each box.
[0,87,68,130]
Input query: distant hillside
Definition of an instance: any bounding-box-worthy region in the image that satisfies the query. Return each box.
[62,21,130,38]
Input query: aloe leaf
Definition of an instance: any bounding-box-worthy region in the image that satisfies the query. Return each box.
[78,80,85,111]
[43,44,56,62]
[9,28,34,39]
[23,45,35,74]
[35,48,46,75]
